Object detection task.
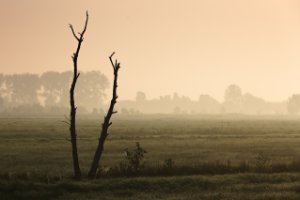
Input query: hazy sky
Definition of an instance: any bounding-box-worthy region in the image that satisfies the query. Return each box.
[1,0,300,101]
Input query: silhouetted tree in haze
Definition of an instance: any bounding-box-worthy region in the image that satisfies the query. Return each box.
[59,71,73,107]
[0,71,108,113]
[4,74,40,105]
[68,11,89,179]
[223,84,243,113]
[136,91,146,102]
[40,71,64,107]
[88,52,121,179]
[40,71,108,110]
[197,94,220,114]
[77,71,109,110]
[287,94,300,115]
[242,93,266,114]
[224,84,242,103]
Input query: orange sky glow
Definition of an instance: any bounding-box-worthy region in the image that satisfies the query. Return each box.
[1,0,300,101]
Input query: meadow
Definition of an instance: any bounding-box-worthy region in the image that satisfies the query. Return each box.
[1,115,300,199]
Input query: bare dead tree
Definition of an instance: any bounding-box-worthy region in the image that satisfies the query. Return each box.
[88,52,121,179]
[69,11,89,179]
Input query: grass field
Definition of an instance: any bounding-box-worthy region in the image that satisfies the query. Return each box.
[1,115,300,199]
[2,173,300,200]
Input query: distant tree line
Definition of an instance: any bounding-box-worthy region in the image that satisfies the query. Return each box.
[118,85,295,115]
[0,79,299,115]
[0,71,109,114]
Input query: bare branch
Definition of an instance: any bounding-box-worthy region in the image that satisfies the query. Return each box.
[69,11,89,41]
[81,11,89,36]
[61,120,71,125]
[109,52,116,69]
[69,24,80,41]
[109,52,115,59]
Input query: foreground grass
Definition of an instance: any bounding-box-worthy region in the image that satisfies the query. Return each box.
[1,115,300,176]
[2,173,300,200]
[2,116,300,199]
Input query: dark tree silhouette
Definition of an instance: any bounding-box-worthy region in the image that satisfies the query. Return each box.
[68,11,89,179]
[88,52,121,179]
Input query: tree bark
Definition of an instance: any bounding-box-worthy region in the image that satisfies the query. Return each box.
[69,11,89,179]
[88,52,121,179]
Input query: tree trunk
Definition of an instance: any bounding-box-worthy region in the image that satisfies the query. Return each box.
[88,52,120,179]
[68,11,89,179]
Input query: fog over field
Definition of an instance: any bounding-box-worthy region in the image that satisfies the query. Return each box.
[0,72,299,115]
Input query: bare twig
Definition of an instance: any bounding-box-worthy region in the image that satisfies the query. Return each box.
[69,24,80,41]
[69,11,89,41]
[61,120,71,125]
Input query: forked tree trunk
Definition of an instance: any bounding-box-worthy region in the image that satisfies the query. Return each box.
[88,52,121,179]
[68,11,89,179]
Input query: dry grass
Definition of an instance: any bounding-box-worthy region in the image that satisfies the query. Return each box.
[1,115,300,199]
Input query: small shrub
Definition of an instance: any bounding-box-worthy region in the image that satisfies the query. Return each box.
[120,142,147,175]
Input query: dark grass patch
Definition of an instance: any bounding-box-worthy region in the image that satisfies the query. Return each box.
[2,174,300,200]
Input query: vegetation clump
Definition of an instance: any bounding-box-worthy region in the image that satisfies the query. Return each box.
[118,142,147,175]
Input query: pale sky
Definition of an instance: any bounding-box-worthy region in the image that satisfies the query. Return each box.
[1,0,300,101]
